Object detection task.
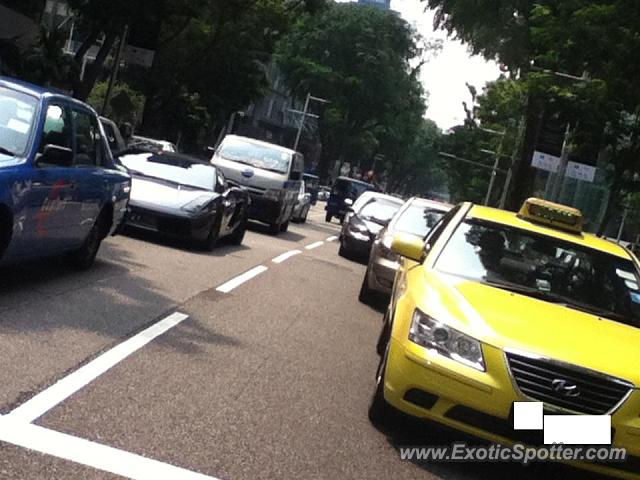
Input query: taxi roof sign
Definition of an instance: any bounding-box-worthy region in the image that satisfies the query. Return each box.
[518,198,583,233]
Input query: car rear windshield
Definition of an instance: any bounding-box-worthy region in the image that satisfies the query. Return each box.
[394,204,447,238]
[358,198,403,224]
[120,153,217,191]
[332,179,370,199]
[218,137,291,174]
[0,86,37,159]
[435,218,640,328]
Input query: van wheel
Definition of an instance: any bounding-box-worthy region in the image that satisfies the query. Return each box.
[301,206,309,223]
[68,211,108,270]
[269,222,281,235]
[280,221,289,233]
[325,213,332,223]
[368,344,393,426]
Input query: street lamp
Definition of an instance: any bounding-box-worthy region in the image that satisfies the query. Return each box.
[290,93,330,152]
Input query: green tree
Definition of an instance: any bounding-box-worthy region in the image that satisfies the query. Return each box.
[277,2,432,182]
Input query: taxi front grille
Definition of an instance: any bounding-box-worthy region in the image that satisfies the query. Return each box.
[506,352,633,415]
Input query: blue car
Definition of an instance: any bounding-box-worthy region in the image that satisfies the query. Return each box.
[0,77,131,269]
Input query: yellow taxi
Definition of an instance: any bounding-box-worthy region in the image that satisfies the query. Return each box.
[370,198,640,478]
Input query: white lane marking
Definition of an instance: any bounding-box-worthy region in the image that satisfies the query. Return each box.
[216,265,268,293]
[8,312,189,424]
[0,418,219,480]
[305,241,324,250]
[326,236,338,242]
[272,250,302,264]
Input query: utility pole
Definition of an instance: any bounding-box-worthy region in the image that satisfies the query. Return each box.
[500,116,526,209]
[290,93,329,152]
[549,123,573,203]
[479,128,506,206]
[101,24,128,117]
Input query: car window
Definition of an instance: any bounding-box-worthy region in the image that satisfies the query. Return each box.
[424,205,460,246]
[436,218,640,328]
[394,204,448,237]
[39,104,72,154]
[357,198,403,224]
[73,109,104,167]
[0,86,37,158]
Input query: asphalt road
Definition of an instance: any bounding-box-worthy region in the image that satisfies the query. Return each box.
[0,204,606,479]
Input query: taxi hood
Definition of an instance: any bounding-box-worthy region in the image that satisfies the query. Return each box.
[422,271,640,385]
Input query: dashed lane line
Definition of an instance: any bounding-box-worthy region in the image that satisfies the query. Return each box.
[272,250,302,264]
[326,236,338,242]
[305,241,324,250]
[215,265,268,293]
[7,312,189,424]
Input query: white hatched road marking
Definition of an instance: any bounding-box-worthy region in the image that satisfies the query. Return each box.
[0,417,219,480]
[272,250,302,264]
[326,236,338,242]
[8,312,189,424]
[305,241,324,250]
[216,265,268,293]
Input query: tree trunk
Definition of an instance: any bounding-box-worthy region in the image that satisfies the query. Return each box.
[73,31,117,101]
[503,90,546,211]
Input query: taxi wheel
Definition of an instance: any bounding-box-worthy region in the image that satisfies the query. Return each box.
[368,344,393,426]
[280,220,289,233]
[269,222,281,235]
[68,212,108,271]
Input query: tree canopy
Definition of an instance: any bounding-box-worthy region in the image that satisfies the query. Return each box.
[277,2,437,184]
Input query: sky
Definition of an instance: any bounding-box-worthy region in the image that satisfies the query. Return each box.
[338,0,501,130]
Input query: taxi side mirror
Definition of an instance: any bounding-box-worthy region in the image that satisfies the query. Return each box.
[391,233,425,262]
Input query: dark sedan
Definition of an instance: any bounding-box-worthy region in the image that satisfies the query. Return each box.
[119,152,250,250]
[338,193,404,260]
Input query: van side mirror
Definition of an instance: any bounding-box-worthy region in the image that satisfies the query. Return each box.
[391,233,425,262]
[37,144,73,167]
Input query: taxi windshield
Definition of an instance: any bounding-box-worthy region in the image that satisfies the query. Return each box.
[436,218,640,328]
[0,86,37,159]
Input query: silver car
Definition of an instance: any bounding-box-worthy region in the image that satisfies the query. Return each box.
[291,181,311,223]
[359,197,452,304]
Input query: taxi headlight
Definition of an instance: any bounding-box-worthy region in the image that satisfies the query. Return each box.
[409,309,485,371]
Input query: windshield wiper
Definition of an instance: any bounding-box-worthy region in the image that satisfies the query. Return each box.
[481,280,632,324]
[0,147,16,157]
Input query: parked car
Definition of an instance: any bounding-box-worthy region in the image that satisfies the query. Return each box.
[302,173,320,205]
[211,135,302,234]
[99,116,127,155]
[359,197,452,304]
[317,187,330,202]
[291,181,311,223]
[325,176,376,223]
[371,198,640,479]
[338,193,403,260]
[0,76,130,269]
[119,151,249,250]
[129,135,177,153]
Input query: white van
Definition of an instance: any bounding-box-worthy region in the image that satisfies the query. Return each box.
[211,135,304,234]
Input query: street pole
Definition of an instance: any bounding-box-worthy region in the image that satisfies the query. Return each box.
[293,93,311,152]
[617,207,628,243]
[483,136,504,206]
[101,24,128,117]
[549,123,572,203]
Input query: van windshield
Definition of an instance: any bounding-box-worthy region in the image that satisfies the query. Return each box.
[219,137,292,174]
